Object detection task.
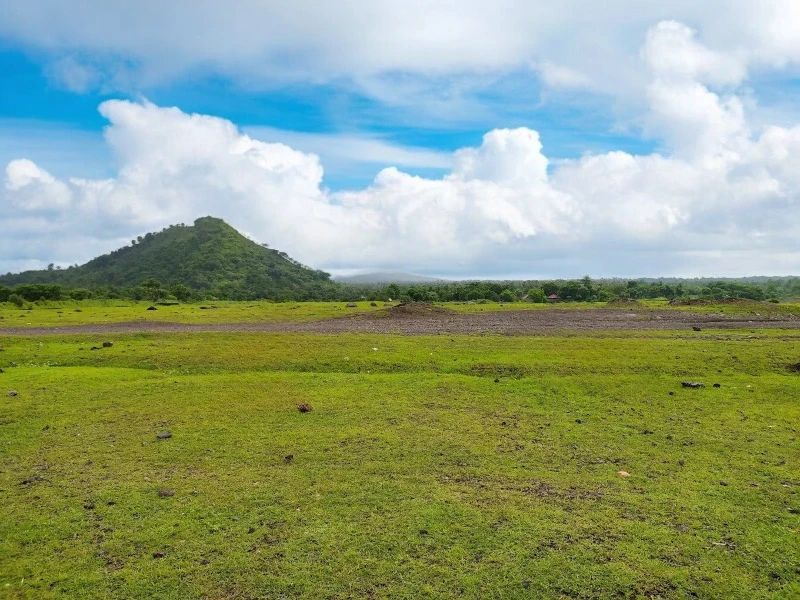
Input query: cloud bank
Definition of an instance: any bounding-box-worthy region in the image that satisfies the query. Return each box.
[3,21,800,277]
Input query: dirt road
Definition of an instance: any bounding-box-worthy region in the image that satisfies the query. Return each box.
[1,305,799,336]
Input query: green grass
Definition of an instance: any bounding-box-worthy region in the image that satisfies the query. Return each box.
[0,301,390,328]
[1,331,799,599]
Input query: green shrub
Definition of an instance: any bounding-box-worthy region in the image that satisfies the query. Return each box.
[7,293,25,308]
[526,288,546,303]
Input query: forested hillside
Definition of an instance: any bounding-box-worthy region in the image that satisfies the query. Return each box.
[0,217,339,301]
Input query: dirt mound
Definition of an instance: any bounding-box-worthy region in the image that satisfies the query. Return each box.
[669,298,762,307]
[384,303,456,318]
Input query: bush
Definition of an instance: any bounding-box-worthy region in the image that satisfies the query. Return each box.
[499,289,516,303]
[70,288,93,301]
[7,293,25,308]
[527,288,546,303]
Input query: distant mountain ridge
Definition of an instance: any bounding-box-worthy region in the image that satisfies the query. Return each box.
[335,271,447,284]
[0,217,339,300]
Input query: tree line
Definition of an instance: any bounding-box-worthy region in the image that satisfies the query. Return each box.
[1,276,795,306]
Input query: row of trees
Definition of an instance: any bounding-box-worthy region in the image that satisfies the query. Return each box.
[348,277,774,303]
[0,276,783,305]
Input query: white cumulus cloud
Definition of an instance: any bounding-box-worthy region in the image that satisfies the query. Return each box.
[2,20,800,277]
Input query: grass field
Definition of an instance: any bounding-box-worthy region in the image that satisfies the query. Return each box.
[0,301,390,329]
[1,319,799,597]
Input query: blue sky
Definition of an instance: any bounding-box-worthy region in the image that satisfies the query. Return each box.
[2,1,800,278]
[0,46,659,191]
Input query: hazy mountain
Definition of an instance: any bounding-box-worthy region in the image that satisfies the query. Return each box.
[335,272,447,284]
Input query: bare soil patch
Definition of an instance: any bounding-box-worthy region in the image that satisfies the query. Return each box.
[2,303,800,336]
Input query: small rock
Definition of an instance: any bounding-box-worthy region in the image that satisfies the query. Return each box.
[152,552,165,559]
[158,489,175,498]
[719,480,729,486]
[102,341,114,348]
[345,303,358,308]
[146,306,157,311]
[681,381,705,389]
[84,501,95,510]
[156,432,172,440]
[297,403,313,413]
[678,460,685,466]
[370,302,378,307]
[618,471,630,477]
[7,390,18,397]
[284,454,294,463]
[692,326,702,332]
[676,524,689,533]
[575,419,583,424]
[668,391,675,396]
[713,383,721,388]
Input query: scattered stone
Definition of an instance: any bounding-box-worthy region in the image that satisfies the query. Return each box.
[146,306,157,311]
[719,480,729,486]
[297,403,313,413]
[681,381,705,389]
[7,390,18,397]
[678,460,685,466]
[152,552,165,559]
[370,302,378,307]
[107,500,116,506]
[345,303,358,308]
[676,524,689,533]
[575,419,583,424]
[618,471,630,477]
[156,432,172,440]
[102,342,114,348]
[158,489,175,498]
[692,326,702,332]
[284,454,294,463]
[84,501,95,510]
[90,346,101,351]
[668,391,675,396]
[713,383,721,388]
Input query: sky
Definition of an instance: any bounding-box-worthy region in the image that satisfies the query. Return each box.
[2,1,800,279]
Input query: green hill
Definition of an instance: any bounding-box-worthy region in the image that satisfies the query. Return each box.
[0,217,339,300]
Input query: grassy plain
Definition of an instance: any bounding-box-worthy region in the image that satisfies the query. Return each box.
[0,317,799,598]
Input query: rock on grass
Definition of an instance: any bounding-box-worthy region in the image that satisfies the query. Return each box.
[681,381,705,389]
